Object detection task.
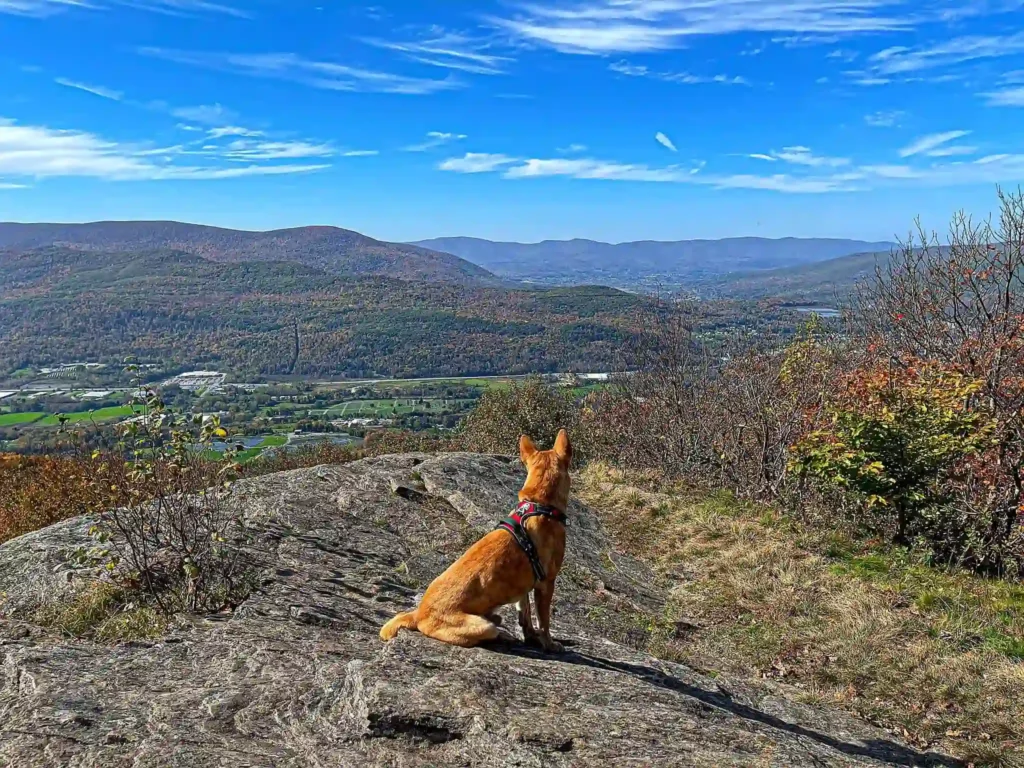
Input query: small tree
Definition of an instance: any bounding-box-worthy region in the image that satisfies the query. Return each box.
[82,364,250,613]
[792,360,997,551]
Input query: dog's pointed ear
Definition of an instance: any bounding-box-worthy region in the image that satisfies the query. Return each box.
[519,435,538,464]
[553,429,572,464]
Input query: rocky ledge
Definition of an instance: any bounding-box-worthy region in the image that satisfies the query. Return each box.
[0,453,962,767]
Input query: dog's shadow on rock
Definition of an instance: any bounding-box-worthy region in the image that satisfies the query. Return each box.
[489,642,966,768]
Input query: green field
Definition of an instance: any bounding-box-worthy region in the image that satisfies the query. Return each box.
[210,434,290,463]
[0,412,46,426]
[36,405,136,426]
[318,398,474,418]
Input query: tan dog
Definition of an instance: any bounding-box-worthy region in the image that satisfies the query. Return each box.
[380,430,572,651]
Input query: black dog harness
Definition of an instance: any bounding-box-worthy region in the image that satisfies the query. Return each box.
[496,500,567,584]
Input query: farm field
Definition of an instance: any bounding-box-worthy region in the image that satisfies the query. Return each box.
[0,412,45,426]
[36,405,136,426]
[317,398,475,419]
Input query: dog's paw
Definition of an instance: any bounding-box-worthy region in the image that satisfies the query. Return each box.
[541,638,564,653]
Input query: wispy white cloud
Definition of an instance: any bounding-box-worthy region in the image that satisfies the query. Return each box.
[826,48,859,61]
[864,109,906,127]
[140,48,461,95]
[983,86,1024,106]
[54,77,123,101]
[0,117,330,183]
[439,144,1024,194]
[0,0,245,17]
[206,125,262,139]
[438,153,519,173]
[362,32,512,75]
[171,103,236,125]
[450,154,861,192]
[220,139,335,161]
[898,130,970,157]
[655,132,677,152]
[609,60,749,85]
[492,0,909,55]
[750,146,850,167]
[868,31,1024,75]
[558,143,588,153]
[404,131,468,152]
[925,144,978,157]
[342,150,379,157]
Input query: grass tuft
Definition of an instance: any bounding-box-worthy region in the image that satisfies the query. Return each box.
[34,581,168,643]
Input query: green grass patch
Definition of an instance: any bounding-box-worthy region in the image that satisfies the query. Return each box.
[983,629,1024,659]
[0,411,45,426]
[320,398,470,418]
[36,405,136,426]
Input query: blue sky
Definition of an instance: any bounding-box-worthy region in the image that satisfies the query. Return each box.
[1,0,1023,243]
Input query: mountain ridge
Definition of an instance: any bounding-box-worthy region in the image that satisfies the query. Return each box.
[0,220,502,287]
[411,235,896,289]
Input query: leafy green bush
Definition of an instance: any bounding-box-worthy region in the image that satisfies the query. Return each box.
[791,360,1008,569]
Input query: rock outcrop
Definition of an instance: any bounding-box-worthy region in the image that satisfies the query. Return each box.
[0,454,962,767]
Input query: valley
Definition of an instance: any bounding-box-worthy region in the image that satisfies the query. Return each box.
[0,220,848,459]
[0,362,612,457]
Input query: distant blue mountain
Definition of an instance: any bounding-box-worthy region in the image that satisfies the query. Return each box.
[412,236,896,288]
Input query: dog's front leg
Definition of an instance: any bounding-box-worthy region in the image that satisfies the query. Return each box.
[534,580,563,653]
[517,593,538,642]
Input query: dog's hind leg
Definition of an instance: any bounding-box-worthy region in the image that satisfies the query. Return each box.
[418,612,501,649]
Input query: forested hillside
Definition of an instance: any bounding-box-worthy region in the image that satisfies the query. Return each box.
[0,246,650,378]
[0,221,501,286]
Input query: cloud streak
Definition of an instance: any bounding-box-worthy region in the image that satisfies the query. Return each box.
[750,146,850,167]
[438,139,1024,194]
[609,60,749,85]
[140,48,461,95]
[0,0,245,17]
[868,32,1024,76]
[492,0,909,55]
[438,153,519,173]
[362,32,512,75]
[898,130,970,157]
[404,131,468,152]
[655,132,677,152]
[984,86,1024,106]
[0,118,331,183]
[54,78,124,101]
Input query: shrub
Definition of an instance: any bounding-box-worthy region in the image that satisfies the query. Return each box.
[791,359,1010,568]
[0,453,120,545]
[588,315,841,500]
[838,188,1024,574]
[459,377,587,459]
[82,378,252,614]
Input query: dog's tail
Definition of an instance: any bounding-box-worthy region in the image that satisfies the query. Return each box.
[380,609,418,641]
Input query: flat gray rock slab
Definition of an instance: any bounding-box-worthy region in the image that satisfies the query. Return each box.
[0,453,962,767]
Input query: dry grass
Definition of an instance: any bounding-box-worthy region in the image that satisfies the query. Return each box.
[577,462,1024,768]
[33,580,169,643]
